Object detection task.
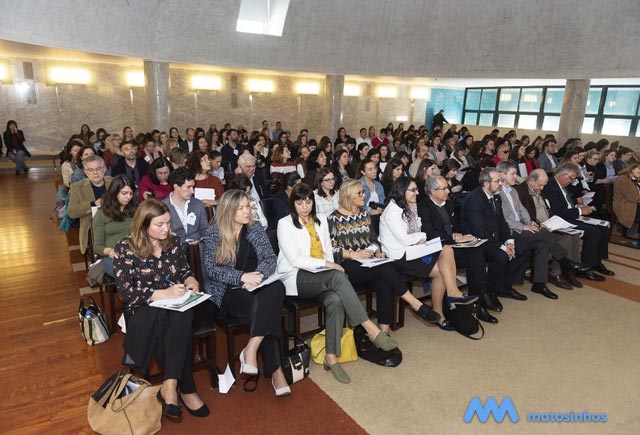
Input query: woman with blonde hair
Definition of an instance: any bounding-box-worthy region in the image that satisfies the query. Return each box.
[113,199,208,420]
[203,190,291,396]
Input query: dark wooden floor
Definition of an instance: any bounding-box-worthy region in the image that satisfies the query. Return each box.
[0,168,366,435]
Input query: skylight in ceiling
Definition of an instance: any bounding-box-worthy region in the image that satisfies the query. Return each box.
[236,0,290,37]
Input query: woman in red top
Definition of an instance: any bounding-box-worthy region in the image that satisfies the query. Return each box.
[186,150,223,206]
[138,157,172,201]
[523,145,540,174]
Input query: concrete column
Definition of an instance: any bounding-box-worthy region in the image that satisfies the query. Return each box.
[557,79,590,145]
[325,74,344,137]
[144,60,171,132]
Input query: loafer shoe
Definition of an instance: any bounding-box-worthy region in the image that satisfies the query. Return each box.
[179,395,210,417]
[563,272,583,288]
[476,305,498,324]
[438,320,456,331]
[532,286,558,300]
[324,359,351,384]
[593,264,615,276]
[446,295,479,308]
[373,331,398,351]
[577,270,605,281]
[498,288,528,301]
[417,304,441,324]
[549,275,573,290]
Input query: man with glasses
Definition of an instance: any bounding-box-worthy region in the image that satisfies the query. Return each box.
[543,162,614,278]
[461,168,530,314]
[419,175,500,323]
[67,155,112,256]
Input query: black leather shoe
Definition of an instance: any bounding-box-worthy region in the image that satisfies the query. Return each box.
[532,285,558,300]
[563,272,583,288]
[157,390,182,419]
[592,264,615,276]
[549,275,573,290]
[476,305,498,324]
[480,293,501,312]
[577,270,605,281]
[490,292,503,311]
[562,260,590,274]
[179,395,210,417]
[498,288,528,301]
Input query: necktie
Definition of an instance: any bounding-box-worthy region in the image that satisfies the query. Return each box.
[561,186,575,208]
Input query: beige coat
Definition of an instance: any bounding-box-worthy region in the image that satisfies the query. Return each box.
[67,177,112,254]
[613,175,640,229]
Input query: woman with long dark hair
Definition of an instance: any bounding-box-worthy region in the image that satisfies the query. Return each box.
[3,120,31,175]
[331,148,352,188]
[93,175,138,276]
[203,190,290,396]
[277,183,397,383]
[380,158,404,197]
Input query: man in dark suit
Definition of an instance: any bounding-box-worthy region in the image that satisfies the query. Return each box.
[179,128,196,153]
[517,169,603,284]
[460,167,529,307]
[418,175,499,323]
[237,153,269,200]
[542,162,614,277]
[110,141,149,184]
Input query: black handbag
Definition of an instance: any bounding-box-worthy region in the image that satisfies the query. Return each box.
[353,325,402,367]
[283,335,311,384]
[443,299,484,340]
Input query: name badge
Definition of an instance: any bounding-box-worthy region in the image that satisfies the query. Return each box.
[186,212,197,226]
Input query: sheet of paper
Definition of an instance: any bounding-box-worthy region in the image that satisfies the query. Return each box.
[518,163,528,177]
[542,215,577,232]
[406,237,443,261]
[246,271,293,292]
[300,266,334,273]
[194,187,216,201]
[218,364,235,394]
[452,238,487,248]
[91,205,99,217]
[580,192,595,205]
[117,313,127,333]
[577,216,610,228]
[355,257,395,268]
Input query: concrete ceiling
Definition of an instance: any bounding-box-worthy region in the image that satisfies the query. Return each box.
[1,0,639,81]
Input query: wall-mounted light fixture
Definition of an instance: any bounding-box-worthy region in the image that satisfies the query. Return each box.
[0,61,11,83]
[376,85,397,99]
[343,83,361,97]
[395,115,409,122]
[410,87,430,100]
[247,78,274,93]
[47,66,91,85]
[295,81,320,95]
[191,75,222,91]
[125,70,145,87]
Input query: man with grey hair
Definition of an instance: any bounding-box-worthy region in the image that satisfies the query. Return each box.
[543,162,613,277]
[67,155,112,255]
[497,162,590,298]
[461,167,530,312]
[419,175,500,323]
[237,152,268,200]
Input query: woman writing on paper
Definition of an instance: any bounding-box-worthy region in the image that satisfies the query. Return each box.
[202,190,290,396]
[379,177,477,331]
[327,180,441,334]
[113,199,208,420]
[277,183,398,384]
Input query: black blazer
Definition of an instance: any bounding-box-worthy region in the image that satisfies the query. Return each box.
[417,196,458,245]
[252,170,270,199]
[111,157,149,184]
[179,139,195,153]
[460,186,512,245]
[542,176,580,221]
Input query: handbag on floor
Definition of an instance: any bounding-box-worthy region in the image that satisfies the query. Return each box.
[79,296,110,345]
[310,327,357,365]
[283,335,311,384]
[443,299,484,340]
[353,325,403,367]
[87,369,162,435]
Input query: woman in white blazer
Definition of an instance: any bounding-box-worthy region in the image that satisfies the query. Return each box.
[379,177,477,331]
[277,183,397,384]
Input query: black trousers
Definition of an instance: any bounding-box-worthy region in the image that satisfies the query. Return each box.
[452,245,489,296]
[124,306,197,394]
[571,221,609,266]
[482,242,530,293]
[218,281,285,376]
[342,260,407,325]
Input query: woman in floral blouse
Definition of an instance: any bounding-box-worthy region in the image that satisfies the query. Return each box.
[113,199,208,420]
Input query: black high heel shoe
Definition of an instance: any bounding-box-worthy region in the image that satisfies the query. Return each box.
[157,390,182,419]
[179,395,210,417]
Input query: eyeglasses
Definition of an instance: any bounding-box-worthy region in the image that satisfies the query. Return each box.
[564,173,577,182]
[85,167,105,173]
[433,186,450,191]
[490,178,504,184]
[322,177,335,183]
[406,188,419,193]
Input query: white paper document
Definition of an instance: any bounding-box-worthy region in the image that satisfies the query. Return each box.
[580,192,595,205]
[518,163,528,177]
[452,238,487,248]
[217,364,235,394]
[300,266,334,273]
[355,257,395,268]
[578,216,610,228]
[246,271,293,292]
[194,187,216,201]
[149,291,211,312]
[406,237,443,261]
[542,215,577,232]
[91,205,99,217]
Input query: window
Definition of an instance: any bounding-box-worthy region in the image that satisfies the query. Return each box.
[544,88,564,113]
[519,88,543,112]
[497,114,515,128]
[499,88,520,111]
[518,114,538,130]
[601,118,632,136]
[603,88,640,116]
[585,88,602,115]
[464,112,478,125]
[582,117,595,134]
[542,116,560,131]
[465,89,481,110]
[480,89,497,111]
[479,113,494,126]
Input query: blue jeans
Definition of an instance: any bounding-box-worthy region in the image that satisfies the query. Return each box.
[102,256,114,277]
[7,150,27,171]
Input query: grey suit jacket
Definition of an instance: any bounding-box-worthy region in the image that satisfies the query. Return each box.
[499,186,531,234]
[163,194,209,242]
[537,153,558,172]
